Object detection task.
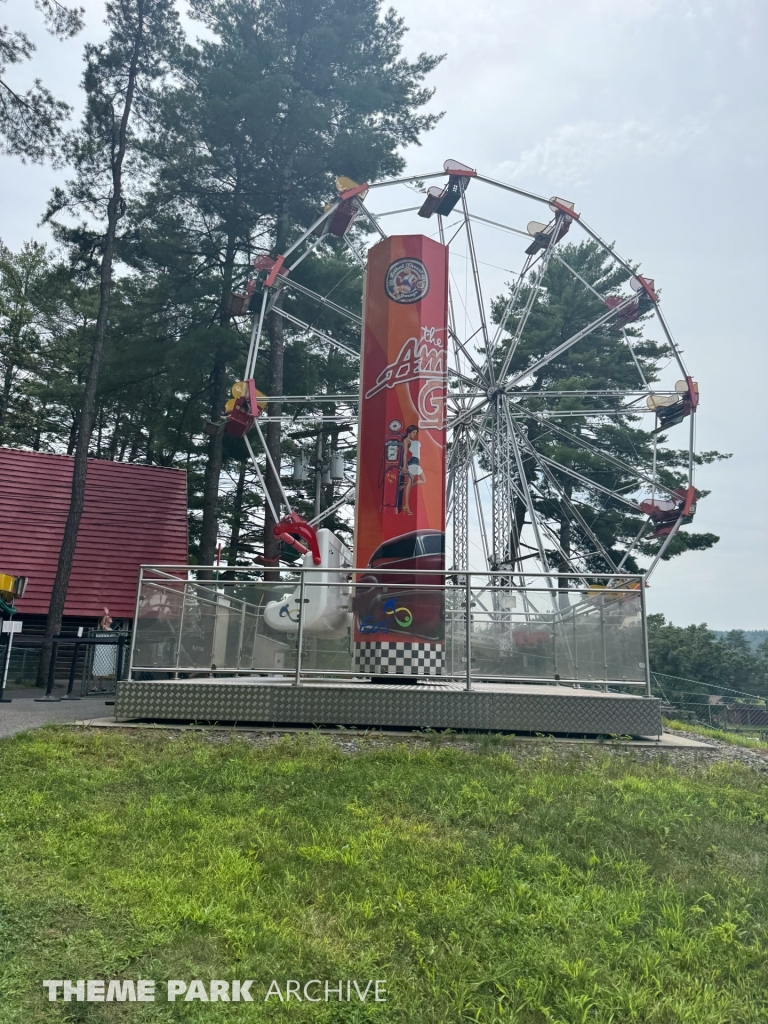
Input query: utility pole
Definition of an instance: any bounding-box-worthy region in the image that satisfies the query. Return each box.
[314,430,324,519]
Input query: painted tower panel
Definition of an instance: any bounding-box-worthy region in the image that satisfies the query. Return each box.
[354,235,449,676]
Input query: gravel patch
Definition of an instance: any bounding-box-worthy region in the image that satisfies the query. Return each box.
[654,727,768,774]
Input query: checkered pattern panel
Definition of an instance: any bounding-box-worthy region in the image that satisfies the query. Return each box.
[354,641,444,676]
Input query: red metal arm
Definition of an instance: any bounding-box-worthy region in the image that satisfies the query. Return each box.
[272,512,321,565]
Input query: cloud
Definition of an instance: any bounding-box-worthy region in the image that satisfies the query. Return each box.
[496,117,709,187]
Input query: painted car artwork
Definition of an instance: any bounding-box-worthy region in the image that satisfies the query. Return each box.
[353,235,449,650]
[355,529,446,641]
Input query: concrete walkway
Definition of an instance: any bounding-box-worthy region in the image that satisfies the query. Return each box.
[0,687,115,739]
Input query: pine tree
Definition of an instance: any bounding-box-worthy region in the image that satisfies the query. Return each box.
[0,240,48,445]
[0,0,83,161]
[36,0,181,687]
[139,0,442,568]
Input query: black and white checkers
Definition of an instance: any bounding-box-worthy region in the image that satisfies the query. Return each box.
[354,641,444,676]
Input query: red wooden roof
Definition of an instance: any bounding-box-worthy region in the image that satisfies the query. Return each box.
[0,448,188,618]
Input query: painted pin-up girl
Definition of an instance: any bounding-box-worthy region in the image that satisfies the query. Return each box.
[402,425,425,514]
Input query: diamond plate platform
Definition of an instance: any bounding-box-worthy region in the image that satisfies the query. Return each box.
[115,679,661,737]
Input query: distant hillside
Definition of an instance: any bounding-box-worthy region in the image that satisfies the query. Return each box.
[714,630,768,651]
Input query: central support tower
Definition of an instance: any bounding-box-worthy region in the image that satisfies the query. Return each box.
[353,235,449,677]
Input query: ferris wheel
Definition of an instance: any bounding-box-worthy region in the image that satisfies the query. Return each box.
[228,160,700,585]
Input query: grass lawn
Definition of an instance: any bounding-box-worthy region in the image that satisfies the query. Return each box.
[1,728,767,1023]
[663,718,768,751]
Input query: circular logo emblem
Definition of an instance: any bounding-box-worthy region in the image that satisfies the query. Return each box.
[385,258,430,304]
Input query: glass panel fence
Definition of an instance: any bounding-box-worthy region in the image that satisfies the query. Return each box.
[130,568,647,688]
[132,572,300,677]
[464,578,645,684]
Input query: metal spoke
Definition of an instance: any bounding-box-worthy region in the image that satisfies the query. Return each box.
[614,519,651,574]
[468,212,530,239]
[513,429,620,572]
[621,328,651,390]
[286,231,330,273]
[642,514,684,580]
[308,486,355,528]
[460,188,492,378]
[344,235,366,267]
[244,288,269,380]
[243,434,280,524]
[272,276,361,326]
[497,217,564,383]
[525,413,676,498]
[506,408,551,576]
[553,253,605,300]
[652,302,692,382]
[470,455,492,569]
[282,204,340,260]
[253,420,293,512]
[272,307,359,359]
[448,327,489,385]
[474,173,553,207]
[354,197,387,239]
[486,253,533,375]
[536,453,644,510]
[504,296,635,390]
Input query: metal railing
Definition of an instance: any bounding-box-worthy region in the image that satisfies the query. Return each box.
[651,670,768,729]
[0,629,131,701]
[128,565,650,694]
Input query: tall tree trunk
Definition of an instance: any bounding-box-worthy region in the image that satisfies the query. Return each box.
[262,213,289,577]
[127,428,142,462]
[226,460,247,568]
[0,359,15,441]
[263,306,284,575]
[199,351,227,571]
[558,481,572,575]
[37,4,146,687]
[558,480,573,609]
[199,224,238,572]
[107,412,121,459]
[66,414,78,455]
[96,405,104,457]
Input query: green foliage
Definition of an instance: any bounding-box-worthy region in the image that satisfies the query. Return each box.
[0,240,102,450]
[651,614,768,696]
[2,729,768,1022]
[0,240,49,445]
[0,0,82,162]
[0,0,442,563]
[45,0,183,233]
[649,614,768,697]
[130,0,441,558]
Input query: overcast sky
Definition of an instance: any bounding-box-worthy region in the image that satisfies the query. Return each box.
[2,0,766,628]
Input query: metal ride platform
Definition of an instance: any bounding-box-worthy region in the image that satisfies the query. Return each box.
[115,565,661,737]
[114,677,661,737]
